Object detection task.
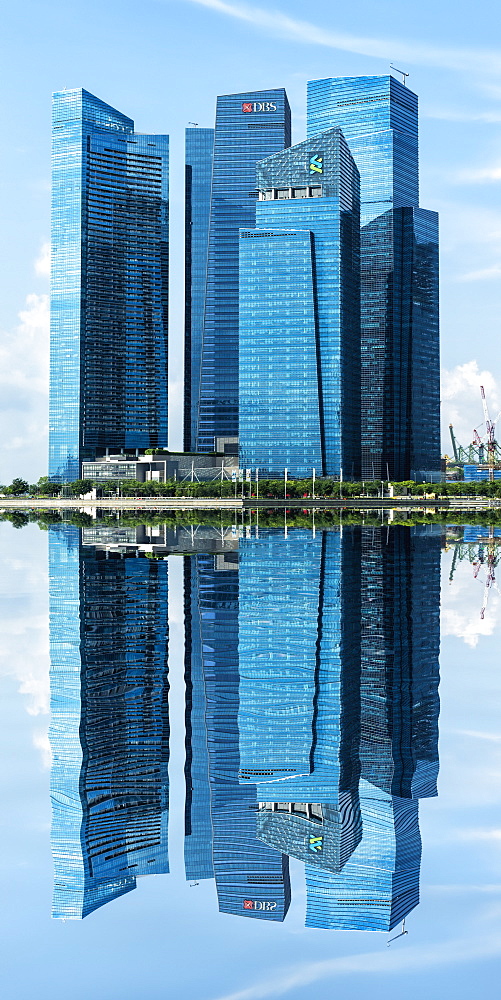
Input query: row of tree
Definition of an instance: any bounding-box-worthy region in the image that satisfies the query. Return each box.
[3,475,501,499]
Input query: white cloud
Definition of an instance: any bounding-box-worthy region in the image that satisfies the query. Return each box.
[210,932,501,1000]
[34,242,50,277]
[0,291,50,482]
[456,829,501,842]
[452,730,501,742]
[457,165,501,183]
[0,613,50,715]
[460,265,501,282]
[33,728,52,769]
[441,600,500,648]
[423,108,501,123]
[177,0,501,75]
[441,360,500,455]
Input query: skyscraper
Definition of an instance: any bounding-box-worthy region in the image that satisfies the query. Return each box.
[49,89,169,482]
[185,550,291,920]
[184,128,214,453]
[48,526,170,919]
[193,89,291,453]
[239,130,360,479]
[305,784,422,932]
[307,75,440,481]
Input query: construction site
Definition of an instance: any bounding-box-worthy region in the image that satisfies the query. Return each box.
[447,386,501,482]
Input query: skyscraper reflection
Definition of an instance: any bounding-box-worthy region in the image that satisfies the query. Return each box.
[48,521,440,931]
[49,526,170,919]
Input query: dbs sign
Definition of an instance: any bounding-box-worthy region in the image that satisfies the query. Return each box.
[242,102,277,112]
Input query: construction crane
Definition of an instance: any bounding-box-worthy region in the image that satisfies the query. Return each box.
[448,387,501,471]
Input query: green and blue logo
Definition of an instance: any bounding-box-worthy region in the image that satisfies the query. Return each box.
[309,154,323,174]
[309,835,323,853]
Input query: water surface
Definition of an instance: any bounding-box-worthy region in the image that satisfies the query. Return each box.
[1,517,500,999]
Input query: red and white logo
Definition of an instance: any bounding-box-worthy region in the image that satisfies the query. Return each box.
[241,102,277,113]
[243,899,277,911]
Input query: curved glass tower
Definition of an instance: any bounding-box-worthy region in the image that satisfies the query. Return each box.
[307,76,440,482]
[49,89,169,481]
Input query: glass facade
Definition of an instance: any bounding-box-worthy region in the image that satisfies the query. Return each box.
[359,525,441,799]
[185,551,291,919]
[184,128,214,452]
[48,527,170,918]
[195,90,291,452]
[305,784,422,931]
[49,89,169,481]
[307,76,440,481]
[46,521,440,930]
[239,130,360,478]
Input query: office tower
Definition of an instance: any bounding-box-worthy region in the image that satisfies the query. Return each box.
[304,522,440,932]
[188,551,291,920]
[238,529,361,872]
[307,76,440,481]
[184,128,214,452]
[48,526,170,919]
[305,783,422,931]
[359,525,441,798]
[239,130,361,480]
[183,556,214,882]
[194,89,291,453]
[49,89,169,482]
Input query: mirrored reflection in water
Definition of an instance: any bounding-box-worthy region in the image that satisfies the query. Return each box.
[47,522,441,932]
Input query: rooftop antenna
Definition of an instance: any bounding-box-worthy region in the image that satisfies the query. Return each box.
[188,122,199,126]
[387,919,408,946]
[390,64,409,86]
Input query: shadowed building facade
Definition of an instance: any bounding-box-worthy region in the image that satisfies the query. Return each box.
[48,526,170,919]
[239,131,360,479]
[49,89,169,481]
[307,76,440,481]
[184,127,214,453]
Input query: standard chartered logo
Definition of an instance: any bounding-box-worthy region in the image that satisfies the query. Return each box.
[309,154,323,174]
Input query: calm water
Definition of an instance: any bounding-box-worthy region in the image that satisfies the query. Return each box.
[1,517,501,1000]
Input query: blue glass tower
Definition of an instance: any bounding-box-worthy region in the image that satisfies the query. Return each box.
[184,128,214,452]
[237,528,362,872]
[359,525,441,798]
[307,76,440,481]
[48,527,170,918]
[49,89,169,482]
[239,130,360,478]
[195,89,291,452]
[188,551,291,920]
[183,556,214,882]
[305,783,422,931]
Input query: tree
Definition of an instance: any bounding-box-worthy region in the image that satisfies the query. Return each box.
[8,478,29,495]
[69,479,93,496]
[36,476,61,496]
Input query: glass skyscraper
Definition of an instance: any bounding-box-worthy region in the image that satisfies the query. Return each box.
[193,89,291,452]
[184,128,214,453]
[307,76,440,481]
[184,550,291,920]
[239,130,360,479]
[48,527,170,919]
[49,89,169,482]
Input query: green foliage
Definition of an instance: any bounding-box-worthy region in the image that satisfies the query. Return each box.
[8,478,29,495]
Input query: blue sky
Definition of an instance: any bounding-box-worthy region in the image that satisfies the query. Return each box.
[1,0,501,480]
[1,521,501,999]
